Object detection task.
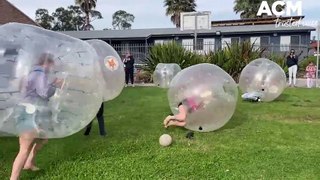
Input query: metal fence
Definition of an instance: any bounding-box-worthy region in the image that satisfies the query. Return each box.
[111,43,312,64]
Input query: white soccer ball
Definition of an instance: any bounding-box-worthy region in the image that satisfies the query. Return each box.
[159,134,172,147]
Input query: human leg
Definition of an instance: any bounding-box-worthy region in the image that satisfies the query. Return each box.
[311,78,315,88]
[24,138,48,170]
[129,68,134,85]
[84,121,93,136]
[125,69,129,85]
[164,105,187,128]
[96,104,106,136]
[292,65,298,86]
[10,132,36,180]
[288,66,293,85]
[307,78,311,88]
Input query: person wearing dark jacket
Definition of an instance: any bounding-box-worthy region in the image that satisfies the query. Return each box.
[123,51,135,87]
[286,49,302,87]
[84,103,106,136]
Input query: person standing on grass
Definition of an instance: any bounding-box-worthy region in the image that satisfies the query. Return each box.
[306,61,317,88]
[10,53,64,180]
[286,49,303,87]
[123,51,135,87]
[84,103,106,136]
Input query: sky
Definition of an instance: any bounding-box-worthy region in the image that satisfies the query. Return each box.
[8,0,320,37]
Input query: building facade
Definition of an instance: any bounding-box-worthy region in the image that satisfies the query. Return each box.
[63,17,315,63]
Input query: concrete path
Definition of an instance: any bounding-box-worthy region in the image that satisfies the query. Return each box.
[294,78,320,88]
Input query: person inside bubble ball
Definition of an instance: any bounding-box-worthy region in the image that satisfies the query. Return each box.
[163,96,205,128]
[10,53,64,180]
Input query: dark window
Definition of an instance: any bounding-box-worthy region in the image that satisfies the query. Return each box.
[176,39,182,44]
[260,36,270,49]
[195,38,204,50]
[241,37,250,43]
[291,35,300,45]
[231,37,240,44]
[260,36,270,45]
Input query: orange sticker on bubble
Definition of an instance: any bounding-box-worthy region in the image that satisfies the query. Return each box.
[104,56,119,71]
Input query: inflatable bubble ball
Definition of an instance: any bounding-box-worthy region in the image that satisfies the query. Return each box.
[86,39,125,101]
[153,63,181,88]
[0,23,102,138]
[239,58,286,102]
[168,63,238,132]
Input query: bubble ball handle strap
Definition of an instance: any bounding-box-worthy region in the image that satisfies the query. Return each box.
[51,72,68,124]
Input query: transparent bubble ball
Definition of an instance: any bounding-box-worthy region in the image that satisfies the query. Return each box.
[0,23,102,138]
[86,39,125,101]
[168,63,238,132]
[153,63,181,88]
[239,58,286,102]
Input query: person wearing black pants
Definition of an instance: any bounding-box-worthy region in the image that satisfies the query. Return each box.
[84,103,106,136]
[123,51,135,87]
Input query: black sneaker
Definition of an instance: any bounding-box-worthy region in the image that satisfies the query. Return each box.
[186,131,194,139]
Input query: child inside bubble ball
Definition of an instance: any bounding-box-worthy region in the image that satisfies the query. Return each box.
[10,53,64,180]
[163,96,205,128]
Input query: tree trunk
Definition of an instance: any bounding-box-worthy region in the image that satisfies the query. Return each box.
[85,11,90,31]
[175,14,180,28]
[84,0,90,31]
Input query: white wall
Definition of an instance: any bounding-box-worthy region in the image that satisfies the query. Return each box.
[203,38,215,53]
[280,36,291,51]
[182,39,194,51]
[222,38,231,49]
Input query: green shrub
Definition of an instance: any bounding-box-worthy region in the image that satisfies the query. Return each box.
[142,42,207,73]
[207,41,264,81]
[299,56,317,71]
[267,53,288,73]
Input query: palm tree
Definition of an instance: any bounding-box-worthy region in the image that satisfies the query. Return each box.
[234,0,282,19]
[75,0,97,30]
[164,0,196,28]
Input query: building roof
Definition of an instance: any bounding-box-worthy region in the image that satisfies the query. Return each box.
[211,16,305,26]
[0,0,37,25]
[62,24,316,40]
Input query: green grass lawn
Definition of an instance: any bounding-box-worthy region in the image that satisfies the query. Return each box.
[1,87,320,179]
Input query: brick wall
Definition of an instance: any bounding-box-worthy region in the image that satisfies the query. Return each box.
[0,0,37,25]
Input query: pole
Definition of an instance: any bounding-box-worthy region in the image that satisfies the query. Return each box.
[317,21,320,87]
[194,13,198,52]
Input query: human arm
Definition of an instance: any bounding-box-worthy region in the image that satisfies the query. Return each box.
[297,50,303,58]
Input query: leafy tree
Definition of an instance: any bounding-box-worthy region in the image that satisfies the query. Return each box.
[35,6,102,31]
[164,0,196,28]
[51,6,83,31]
[112,10,135,30]
[75,0,97,31]
[234,0,284,19]
[35,9,54,30]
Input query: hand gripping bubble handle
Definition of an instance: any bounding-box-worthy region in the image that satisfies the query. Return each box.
[52,72,68,123]
[59,72,68,91]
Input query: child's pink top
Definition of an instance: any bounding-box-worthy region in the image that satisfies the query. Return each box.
[182,97,202,113]
[306,65,317,78]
